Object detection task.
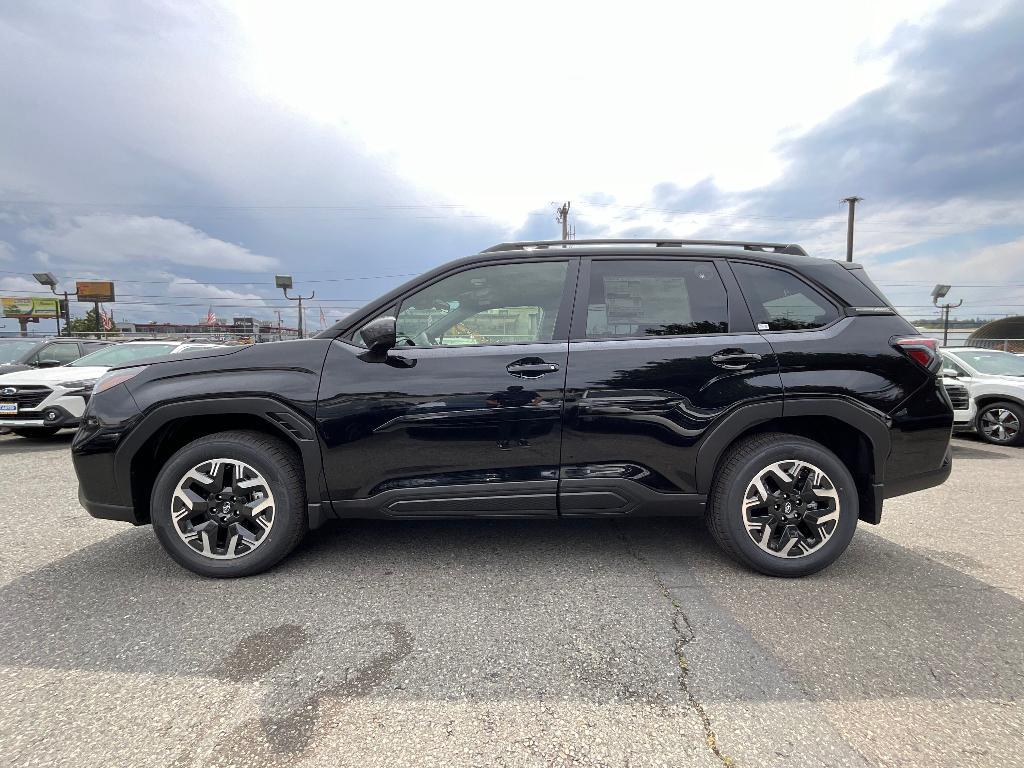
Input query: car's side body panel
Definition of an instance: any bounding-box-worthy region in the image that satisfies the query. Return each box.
[560,333,782,497]
[73,340,331,524]
[71,244,954,536]
[317,338,568,517]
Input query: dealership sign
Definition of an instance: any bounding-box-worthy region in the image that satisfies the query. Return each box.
[76,280,116,302]
[2,297,59,319]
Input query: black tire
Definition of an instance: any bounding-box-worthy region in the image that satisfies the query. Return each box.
[705,432,859,577]
[975,401,1024,446]
[11,427,61,439]
[151,430,307,578]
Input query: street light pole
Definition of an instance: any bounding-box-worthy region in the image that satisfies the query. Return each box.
[275,275,315,339]
[33,272,78,337]
[931,284,963,347]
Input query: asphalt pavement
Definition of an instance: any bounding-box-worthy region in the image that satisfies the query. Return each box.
[0,432,1020,768]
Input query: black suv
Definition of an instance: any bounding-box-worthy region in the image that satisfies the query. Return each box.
[72,239,953,578]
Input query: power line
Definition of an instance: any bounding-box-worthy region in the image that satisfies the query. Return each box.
[0,269,419,283]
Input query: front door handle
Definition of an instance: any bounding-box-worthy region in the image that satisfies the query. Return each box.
[506,358,560,378]
[711,350,763,370]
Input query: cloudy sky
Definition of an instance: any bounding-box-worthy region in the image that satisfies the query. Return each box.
[2,0,1022,333]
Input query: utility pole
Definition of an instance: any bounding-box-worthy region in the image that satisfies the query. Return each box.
[842,196,863,262]
[556,201,571,241]
[275,275,314,339]
[931,284,962,346]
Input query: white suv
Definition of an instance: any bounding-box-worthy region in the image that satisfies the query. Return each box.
[0,341,223,438]
[941,347,1024,446]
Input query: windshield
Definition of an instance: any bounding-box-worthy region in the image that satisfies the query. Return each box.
[0,339,40,364]
[952,350,1024,376]
[69,343,178,367]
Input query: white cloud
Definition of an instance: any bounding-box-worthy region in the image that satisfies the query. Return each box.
[0,275,46,293]
[21,214,278,272]
[167,276,267,303]
[867,235,1024,315]
[228,0,939,223]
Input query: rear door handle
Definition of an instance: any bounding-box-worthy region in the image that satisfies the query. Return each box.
[506,358,560,378]
[711,350,762,370]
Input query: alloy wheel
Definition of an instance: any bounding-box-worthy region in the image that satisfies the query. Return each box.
[171,458,276,559]
[742,460,841,559]
[980,408,1020,443]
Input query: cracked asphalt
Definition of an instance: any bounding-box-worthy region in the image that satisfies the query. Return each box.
[0,432,1021,767]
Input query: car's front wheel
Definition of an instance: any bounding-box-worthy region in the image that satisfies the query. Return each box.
[976,401,1024,446]
[151,430,307,577]
[705,432,859,577]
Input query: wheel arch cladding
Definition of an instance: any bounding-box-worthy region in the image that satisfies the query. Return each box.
[697,405,887,525]
[123,399,320,525]
[974,393,1024,411]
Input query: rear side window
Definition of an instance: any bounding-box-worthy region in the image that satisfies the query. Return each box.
[733,263,838,331]
[581,260,728,338]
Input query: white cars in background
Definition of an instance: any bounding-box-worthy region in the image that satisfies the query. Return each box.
[0,340,223,438]
[941,347,1024,446]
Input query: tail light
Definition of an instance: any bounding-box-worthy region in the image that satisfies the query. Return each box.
[892,336,939,370]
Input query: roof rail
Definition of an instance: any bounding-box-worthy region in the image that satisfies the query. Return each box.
[482,238,808,256]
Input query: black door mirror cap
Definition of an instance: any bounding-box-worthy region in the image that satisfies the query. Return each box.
[37,359,62,368]
[362,316,397,352]
[357,316,398,362]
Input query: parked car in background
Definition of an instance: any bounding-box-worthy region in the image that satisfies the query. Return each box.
[0,337,109,375]
[0,340,224,438]
[940,374,976,433]
[940,347,1024,446]
[72,238,953,579]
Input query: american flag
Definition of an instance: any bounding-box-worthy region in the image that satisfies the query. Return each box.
[204,306,217,325]
[100,306,113,331]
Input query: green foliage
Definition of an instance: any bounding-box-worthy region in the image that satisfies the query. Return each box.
[67,307,101,334]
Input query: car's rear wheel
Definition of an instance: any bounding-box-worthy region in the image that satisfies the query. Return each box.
[706,432,859,577]
[151,430,307,577]
[975,401,1024,446]
[11,427,61,439]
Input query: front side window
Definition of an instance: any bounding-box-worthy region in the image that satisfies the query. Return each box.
[394,260,569,346]
[581,259,728,338]
[733,263,838,331]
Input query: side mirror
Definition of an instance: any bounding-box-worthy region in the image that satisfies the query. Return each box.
[360,316,397,352]
[356,316,399,364]
[941,368,960,378]
[37,359,62,368]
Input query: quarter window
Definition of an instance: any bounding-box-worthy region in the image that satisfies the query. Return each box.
[395,260,569,346]
[580,260,728,339]
[733,263,838,331]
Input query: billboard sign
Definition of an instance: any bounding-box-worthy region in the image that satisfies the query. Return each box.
[2,297,60,319]
[76,280,115,302]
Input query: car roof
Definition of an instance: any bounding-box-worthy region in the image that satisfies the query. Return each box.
[942,347,1001,353]
[478,243,823,268]
[114,340,183,345]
